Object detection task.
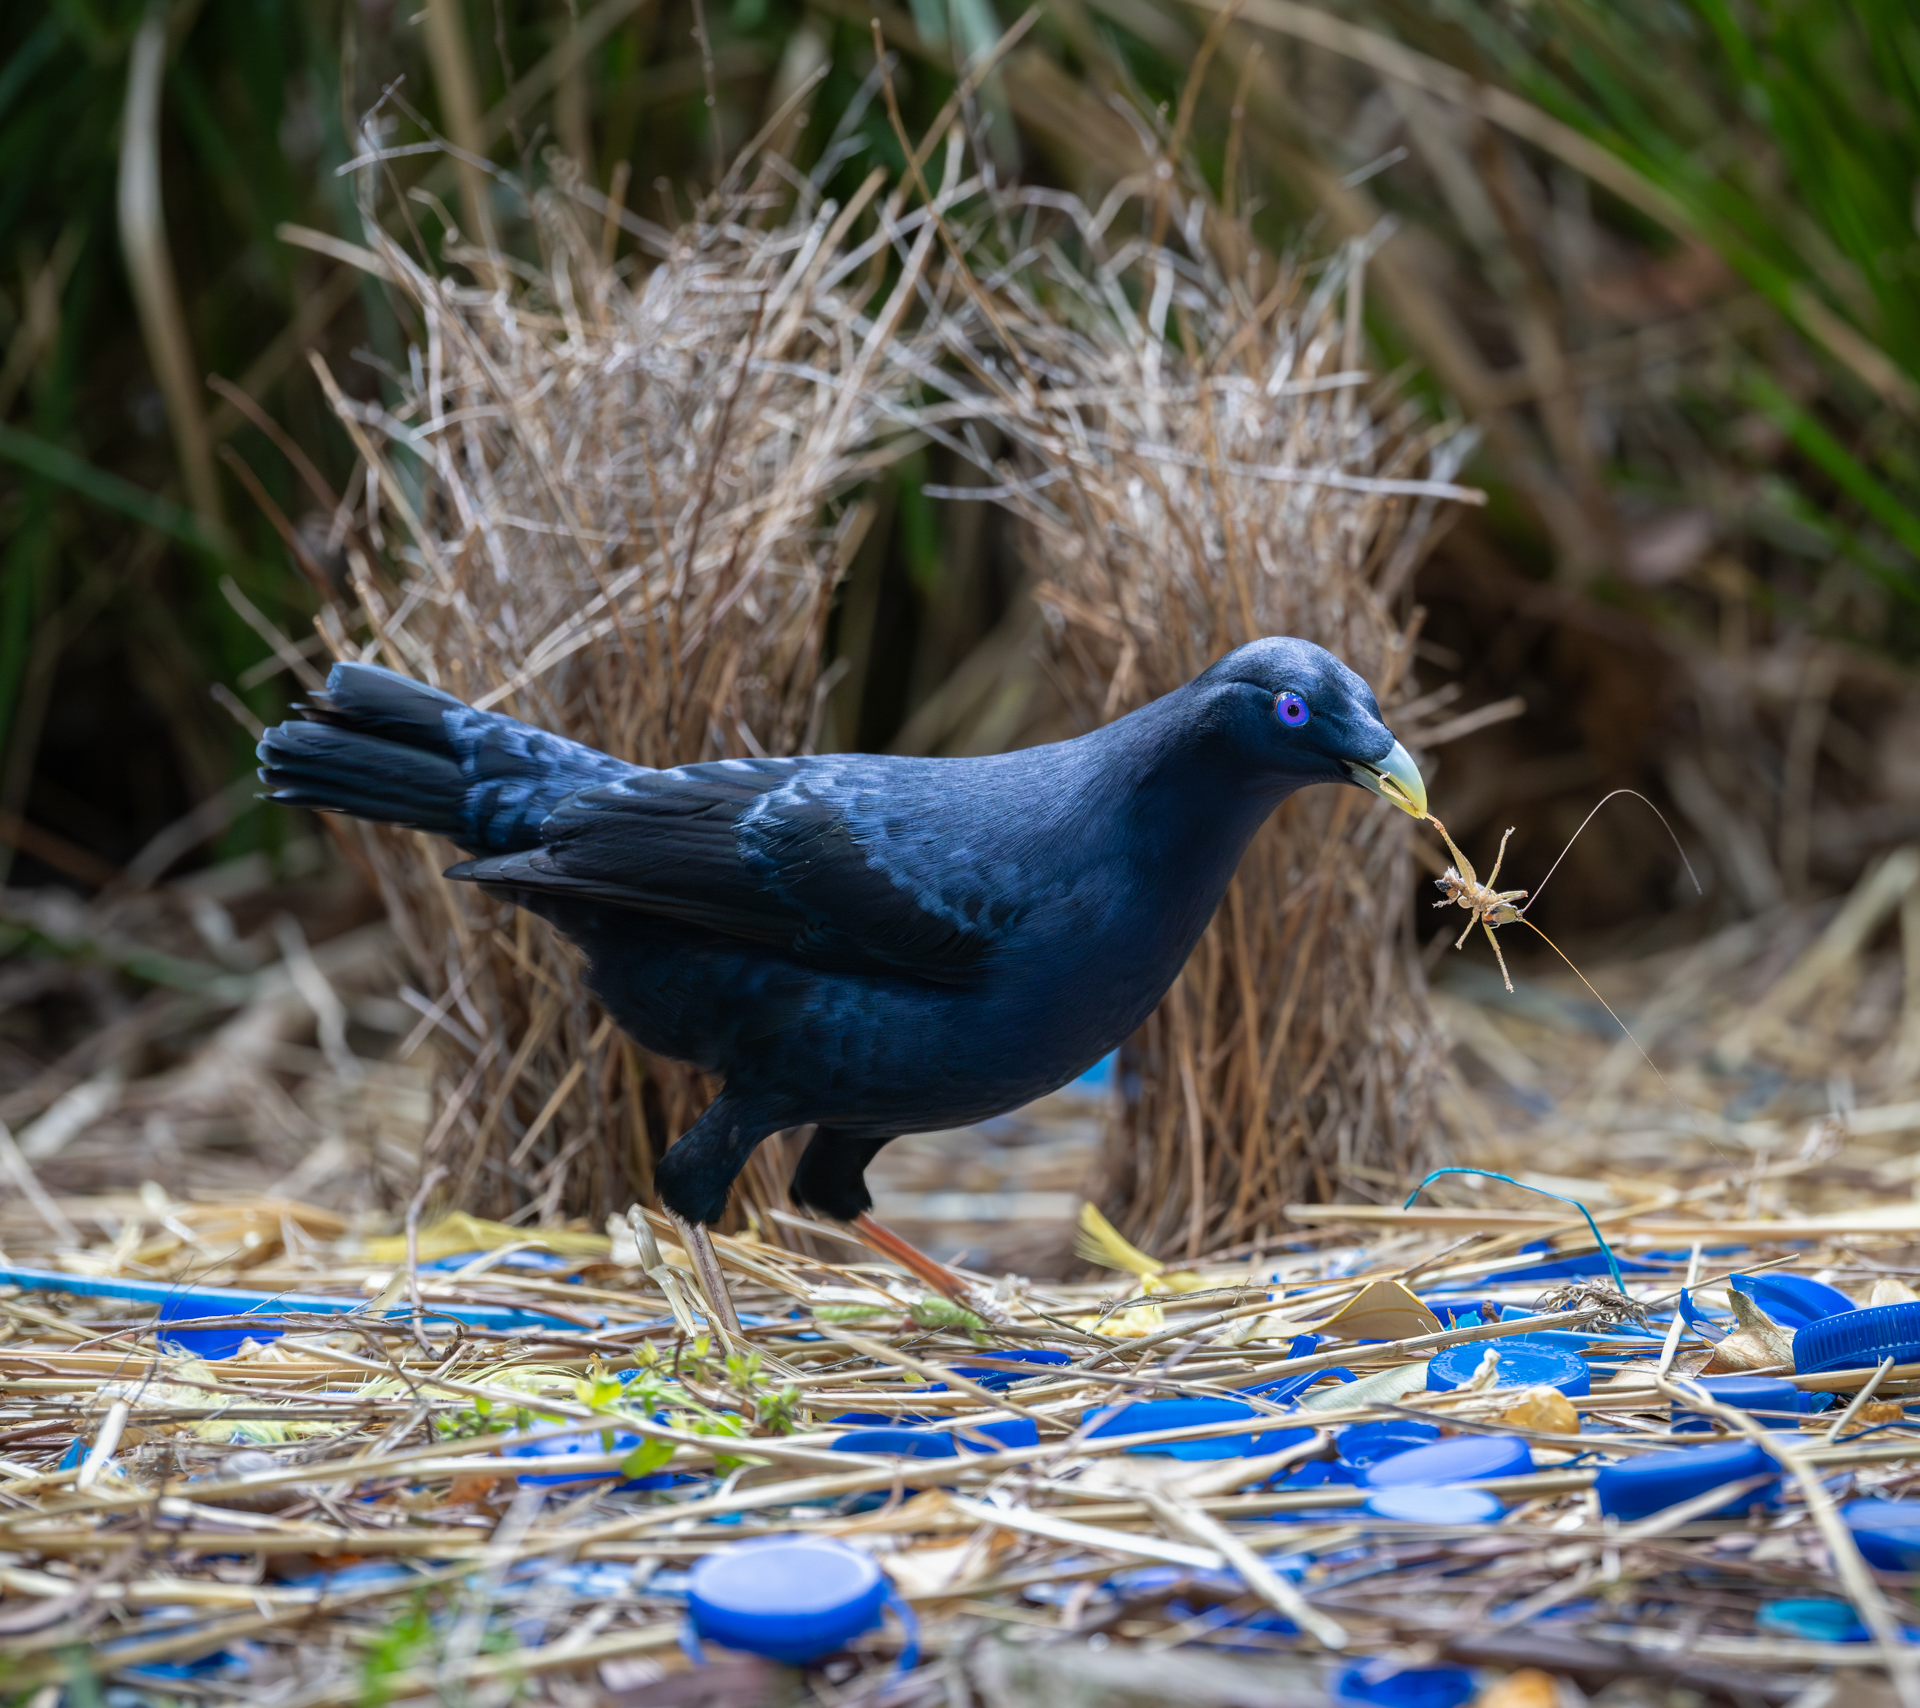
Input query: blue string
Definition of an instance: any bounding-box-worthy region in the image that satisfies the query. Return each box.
[1403,1167,1629,1297]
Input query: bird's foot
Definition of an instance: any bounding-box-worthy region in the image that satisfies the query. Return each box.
[852,1212,1015,1328]
[668,1212,744,1343]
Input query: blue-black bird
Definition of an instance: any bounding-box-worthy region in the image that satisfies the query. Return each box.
[257,637,1425,1324]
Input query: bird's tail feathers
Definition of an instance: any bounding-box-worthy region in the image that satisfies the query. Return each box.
[258,661,629,853]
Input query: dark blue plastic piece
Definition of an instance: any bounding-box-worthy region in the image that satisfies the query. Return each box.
[1795,1303,1920,1375]
[1082,1397,1313,1460]
[1671,1376,1802,1432]
[687,1535,888,1663]
[1280,1459,1360,1490]
[1360,1435,1533,1489]
[1362,1487,1503,1524]
[1678,1289,1732,1344]
[1239,1366,1356,1407]
[57,1437,85,1471]
[1594,1439,1780,1522]
[1337,1421,1441,1469]
[1334,1661,1478,1706]
[1728,1273,1854,1328]
[1426,1337,1590,1397]
[1842,1499,1920,1570]
[931,1350,1071,1391]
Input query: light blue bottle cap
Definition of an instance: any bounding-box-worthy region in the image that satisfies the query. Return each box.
[1363,1487,1504,1524]
[687,1536,888,1664]
[1425,1336,1590,1397]
[1333,1661,1478,1706]
[1594,1438,1779,1522]
[1360,1434,1533,1489]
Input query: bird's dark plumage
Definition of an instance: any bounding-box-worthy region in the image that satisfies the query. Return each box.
[258,640,1422,1229]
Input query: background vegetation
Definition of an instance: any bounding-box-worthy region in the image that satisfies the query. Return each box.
[4,0,1919,940]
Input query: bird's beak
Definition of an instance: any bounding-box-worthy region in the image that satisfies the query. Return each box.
[1345,739,1427,818]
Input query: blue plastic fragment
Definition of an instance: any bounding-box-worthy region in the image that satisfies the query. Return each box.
[1362,1487,1503,1524]
[1594,1439,1780,1522]
[1756,1599,1869,1643]
[1082,1398,1313,1460]
[502,1425,687,1490]
[1426,1337,1591,1398]
[1334,1660,1478,1706]
[1360,1435,1533,1489]
[57,1437,85,1472]
[929,1350,1071,1391]
[687,1535,889,1664]
[831,1418,1037,1458]
[1842,1499,1920,1570]
[1677,1289,1733,1344]
[0,1264,595,1360]
[1238,1365,1355,1408]
[1728,1273,1854,1328]
[1795,1302,1920,1375]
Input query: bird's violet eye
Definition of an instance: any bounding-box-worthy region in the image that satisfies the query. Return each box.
[1277,692,1309,727]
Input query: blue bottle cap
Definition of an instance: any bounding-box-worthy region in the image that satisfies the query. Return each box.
[1425,1337,1591,1397]
[1360,1434,1533,1489]
[1363,1487,1504,1524]
[1594,1439,1779,1522]
[687,1536,888,1663]
[1083,1398,1312,1460]
[1728,1273,1854,1328]
[1842,1498,1920,1570]
[1671,1375,1802,1432]
[1333,1660,1478,1706]
[1794,1302,1920,1374]
[1338,1421,1441,1469]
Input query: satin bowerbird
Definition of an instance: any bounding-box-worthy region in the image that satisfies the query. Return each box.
[259,638,1425,1326]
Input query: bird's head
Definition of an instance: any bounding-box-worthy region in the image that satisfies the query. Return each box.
[1189,637,1427,817]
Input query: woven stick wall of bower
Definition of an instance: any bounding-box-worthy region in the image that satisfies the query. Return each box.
[310,167,930,1228]
[913,181,1481,1258]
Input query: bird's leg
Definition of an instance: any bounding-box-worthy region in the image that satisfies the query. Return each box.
[852,1212,1010,1325]
[668,1212,743,1341]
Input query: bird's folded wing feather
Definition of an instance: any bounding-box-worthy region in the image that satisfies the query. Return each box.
[445,758,1012,983]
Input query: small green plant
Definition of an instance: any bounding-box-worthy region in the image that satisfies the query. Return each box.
[358,1589,435,1708]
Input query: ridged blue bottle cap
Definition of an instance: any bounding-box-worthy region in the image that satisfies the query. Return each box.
[1594,1438,1779,1522]
[1425,1337,1590,1397]
[1083,1397,1312,1460]
[1362,1487,1504,1524]
[1333,1661,1478,1706]
[1841,1499,1920,1570]
[1671,1375,1801,1432]
[1360,1434,1533,1489]
[1794,1303,1920,1374]
[687,1536,888,1664]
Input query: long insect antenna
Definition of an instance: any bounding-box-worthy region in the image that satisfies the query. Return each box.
[1518,789,1703,918]
[1512,916,1678,1100]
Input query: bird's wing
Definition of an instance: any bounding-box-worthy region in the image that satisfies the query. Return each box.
[444,756,1013,983]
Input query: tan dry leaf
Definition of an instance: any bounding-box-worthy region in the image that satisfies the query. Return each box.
[1501,1386,1578,1436]
[1317,1280,1443,1342]
[1702,1290,1797,1374]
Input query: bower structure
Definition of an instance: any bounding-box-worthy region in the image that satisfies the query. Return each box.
[913,177,1477,1256]
[311,164,930,1225]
